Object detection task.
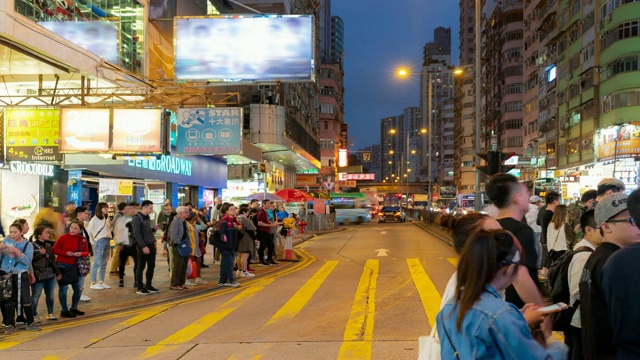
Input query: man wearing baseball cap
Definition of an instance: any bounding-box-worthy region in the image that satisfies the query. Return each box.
[590,177,626,210]
[602,189,640,359]
[580,192,640,359]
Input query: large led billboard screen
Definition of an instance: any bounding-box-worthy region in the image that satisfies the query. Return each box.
[39,21,119,64]
[174,15,314,83]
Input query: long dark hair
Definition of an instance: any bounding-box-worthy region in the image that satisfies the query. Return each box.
[454,229,521,331]
[439,212,490,254]
[94,202,109,220]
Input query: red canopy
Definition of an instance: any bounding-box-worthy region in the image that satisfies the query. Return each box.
[275,189,314,202]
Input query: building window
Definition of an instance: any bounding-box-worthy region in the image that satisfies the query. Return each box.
[505,48,523,59]
[320,104,335,114]
[502,65,524,77]
[504,30,524,41]
[462,161,474,167]
[602,55,640,81]
[324,121,328,130]
[505,83,524,94]
[602,20,640,50]
[504,101,523,112]
[501,119,523,130]
[601,90,640,113]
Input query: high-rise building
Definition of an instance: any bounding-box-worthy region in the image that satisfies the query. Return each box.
[318,64,344,180]
[380,116,401,182]
[319,0,333,64]
[480,1,524,164]
[436,99,456,185]
[331,16,345,65]
[454,0,478,194]
[420,27,454,186]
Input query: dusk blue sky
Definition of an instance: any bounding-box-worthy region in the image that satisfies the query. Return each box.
[332,1,460,150]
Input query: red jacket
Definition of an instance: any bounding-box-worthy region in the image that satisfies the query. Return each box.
[53,233,89,265]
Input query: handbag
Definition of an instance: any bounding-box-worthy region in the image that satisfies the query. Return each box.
[177,241,192,257]
[76,237,91,277]
[0,242,29,300]
[418,325,441,360]
[0,271,12,301]
[187,258,196,279]
[58,265,80,286]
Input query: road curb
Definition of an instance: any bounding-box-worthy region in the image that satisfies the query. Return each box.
[34,228,344,328]
[413,221,454,247]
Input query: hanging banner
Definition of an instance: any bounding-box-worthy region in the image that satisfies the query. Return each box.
[176,108,243,155]
[99,179,134,196]
[112,109,163,153]
[5,109,61,161]
[60,108,110,152]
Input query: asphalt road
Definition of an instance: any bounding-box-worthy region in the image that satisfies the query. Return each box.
[0,222,457,360]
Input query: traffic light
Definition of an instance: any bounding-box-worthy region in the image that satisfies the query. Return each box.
[476,151,517,176]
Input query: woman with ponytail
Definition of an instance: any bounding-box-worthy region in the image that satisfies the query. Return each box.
[436,229,567,359]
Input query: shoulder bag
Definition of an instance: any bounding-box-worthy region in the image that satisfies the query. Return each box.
[32,242,56,282]
[0,241,30,300]
[418,325,441,360]
[76,237,91,277]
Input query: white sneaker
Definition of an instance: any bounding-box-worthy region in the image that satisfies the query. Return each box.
[228,282,240,287]
[185,280,197,287]
[33,316,42,323]
[79,295,91,302]
[240,271,255,277]
[90,283,104,290]
[195,277,208,285]
[99,282,111,289]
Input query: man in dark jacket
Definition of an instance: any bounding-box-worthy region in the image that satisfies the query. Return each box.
[130,200,159,295]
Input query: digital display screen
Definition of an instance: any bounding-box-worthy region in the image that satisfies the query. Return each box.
[174,15,314,83]
[39,21,119,64]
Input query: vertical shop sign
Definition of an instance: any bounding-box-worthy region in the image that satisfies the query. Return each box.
[340,123,348,149]
[5,109,61,161]
[176,108,243,155]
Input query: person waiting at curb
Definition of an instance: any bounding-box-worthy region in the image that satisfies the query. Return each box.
[88,202,113,290]
[131,200,160,295]
[167,206,190,290]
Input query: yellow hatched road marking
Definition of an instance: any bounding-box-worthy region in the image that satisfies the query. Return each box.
[337,259,379,360]
[407,258,442,327]
[139,278,275,359]
[447,257,458,267]
[264,260,339,327]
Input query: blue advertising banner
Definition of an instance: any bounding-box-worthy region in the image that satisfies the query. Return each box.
[176,108,243,155]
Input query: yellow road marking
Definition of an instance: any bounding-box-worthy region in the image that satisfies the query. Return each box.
[88,307,168,343]
[0,331,43,350]
[230,353,264,360]
[407,258,442,327]
[140,278,275,359]
[264,261,339,327]
[447,257,458,267]
[337,259,379,360]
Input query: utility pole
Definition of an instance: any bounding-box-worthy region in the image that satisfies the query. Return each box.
[474,0,483,212]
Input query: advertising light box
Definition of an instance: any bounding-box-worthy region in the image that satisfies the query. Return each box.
[39,21,119,64]
[174,15,314,83]
[60,108,110,152]
[112,109,163,153]
[176,107,243,155]
[5,108,62,161]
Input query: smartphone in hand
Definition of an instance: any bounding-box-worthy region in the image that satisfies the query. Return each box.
[538,302,569,314]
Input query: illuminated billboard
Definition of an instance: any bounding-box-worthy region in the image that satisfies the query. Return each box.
[39,21,119,64]
[174,15,314,83]
[60,108,110,152]
[112,109,163,153]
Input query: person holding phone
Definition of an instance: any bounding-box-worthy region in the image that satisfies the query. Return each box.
[436,229,568,359]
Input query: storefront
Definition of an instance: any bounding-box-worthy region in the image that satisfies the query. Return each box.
[222,180,261,204]
[64,150,227,221]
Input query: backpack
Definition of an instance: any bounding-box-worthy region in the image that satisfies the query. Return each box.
[546,246,593,331]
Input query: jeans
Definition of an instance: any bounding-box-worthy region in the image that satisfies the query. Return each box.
[58,264,83,311]
[118,245,138,280]
[31,277,56,316]
[91,238,110,283]
[219,250,235,284]
[136,244,156,290]
[169,245,188,287]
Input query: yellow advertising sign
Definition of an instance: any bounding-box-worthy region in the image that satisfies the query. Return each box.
[118,180,133,195]
[5,109,61,161]
[595,123,640,161]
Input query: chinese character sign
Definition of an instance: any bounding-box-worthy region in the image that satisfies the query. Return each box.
[176,108,243,155]
[340,123,348,149]
[342,173,376,181]
[5,109,61,161]
[595,123,640,161]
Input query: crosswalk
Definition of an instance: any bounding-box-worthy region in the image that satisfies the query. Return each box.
[0,255,456,360]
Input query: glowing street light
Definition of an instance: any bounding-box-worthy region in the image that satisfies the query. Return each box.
[397,68,409,77]
[453,68,464,76]
[420,128,427,134]
[389,128,397,134]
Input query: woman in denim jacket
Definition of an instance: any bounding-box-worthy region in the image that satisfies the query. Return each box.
[437,229,568,359]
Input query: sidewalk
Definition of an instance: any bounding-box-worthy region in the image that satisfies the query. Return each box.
[31,228,344,326]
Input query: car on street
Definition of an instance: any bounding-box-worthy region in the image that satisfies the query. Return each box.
[378,206,405,223]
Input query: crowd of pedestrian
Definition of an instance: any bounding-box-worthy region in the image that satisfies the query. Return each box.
[428,174,640,359]
[0,195,302,335]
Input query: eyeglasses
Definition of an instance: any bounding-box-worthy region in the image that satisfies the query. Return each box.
[606,217,637,227]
